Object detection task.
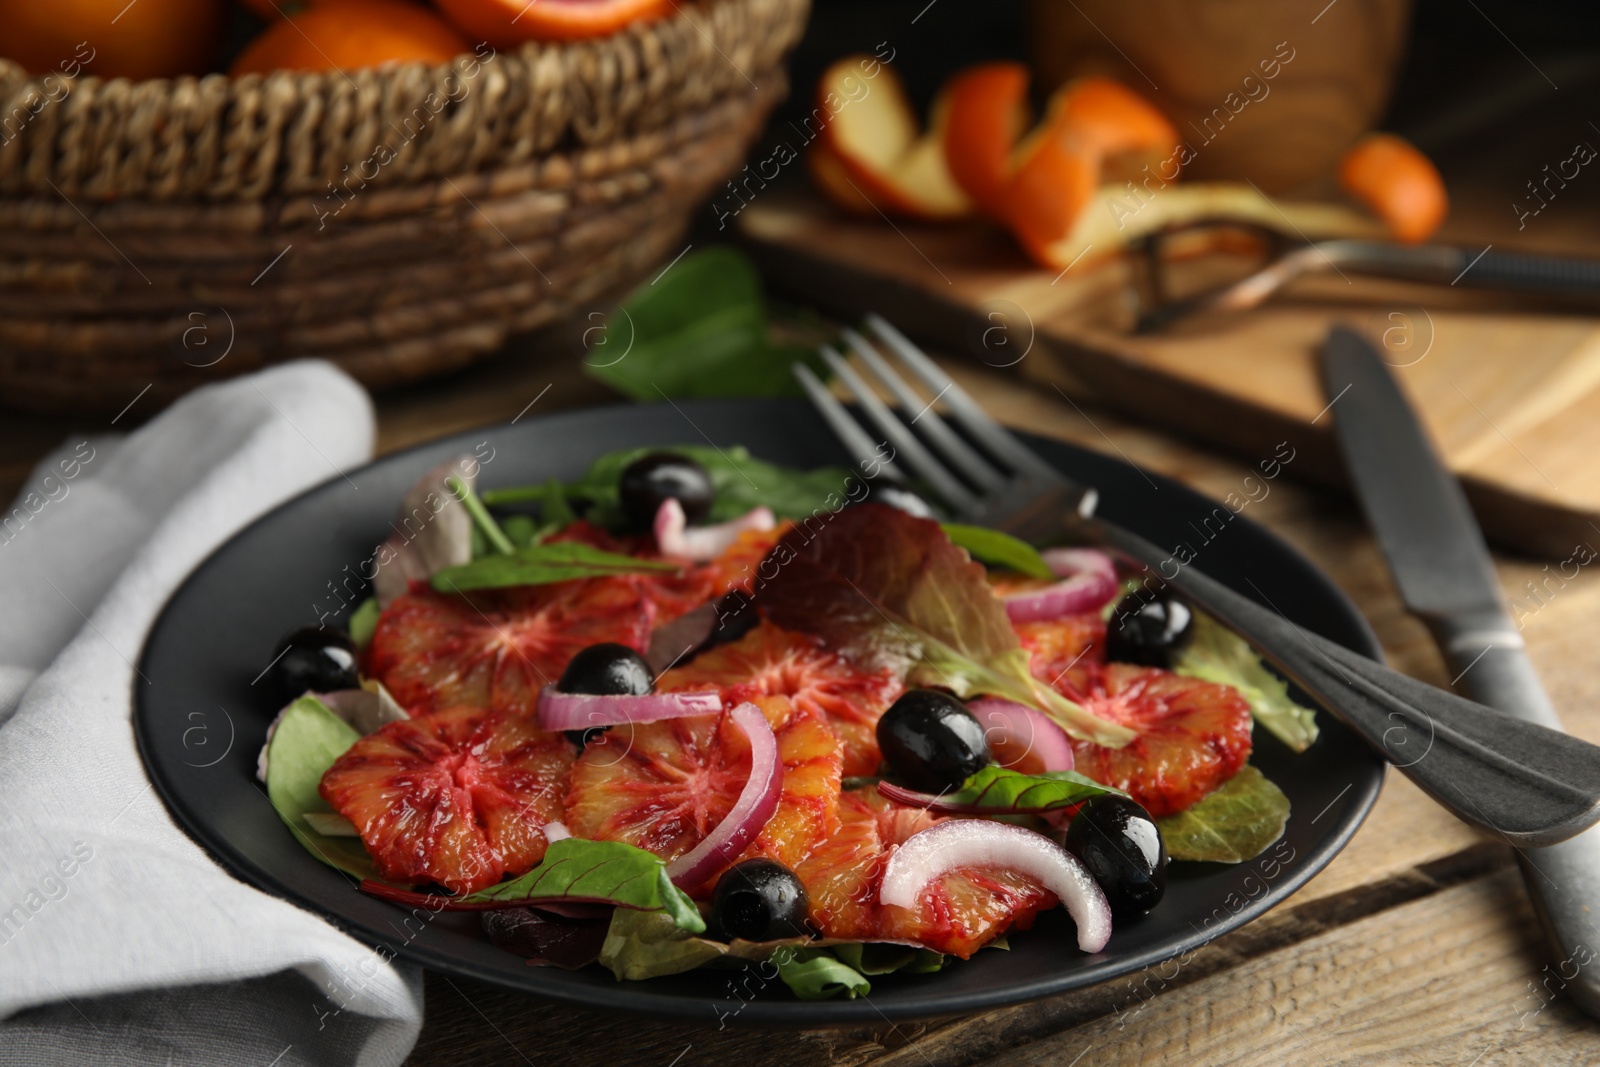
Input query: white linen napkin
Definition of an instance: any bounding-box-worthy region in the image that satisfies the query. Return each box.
[0,362,424,1066]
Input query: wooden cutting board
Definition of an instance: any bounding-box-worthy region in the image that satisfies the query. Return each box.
[739,185,1600,561]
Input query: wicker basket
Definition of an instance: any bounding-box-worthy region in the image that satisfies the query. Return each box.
[0,0,808,413]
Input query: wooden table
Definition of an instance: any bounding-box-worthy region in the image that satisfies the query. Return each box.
[6,312,1598,1064]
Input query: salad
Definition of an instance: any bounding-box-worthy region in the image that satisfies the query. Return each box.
[257,445,1318,999]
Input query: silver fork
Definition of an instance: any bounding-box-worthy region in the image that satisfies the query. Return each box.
[794,313,1600,849]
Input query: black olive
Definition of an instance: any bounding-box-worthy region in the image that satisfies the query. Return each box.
[268,627,359,704]
[556,643,654,697]
[711,859,810,942]
[1064,794,1167,920]
[1105,592,1195,668]
[557,643,654,749]
[875,689,991,793]
[620,452,714,528]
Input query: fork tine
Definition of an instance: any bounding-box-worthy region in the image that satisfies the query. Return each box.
[792,363,910,486]
[864,314,1064,483]
[818,346,985,517]
[840,327,1008,492]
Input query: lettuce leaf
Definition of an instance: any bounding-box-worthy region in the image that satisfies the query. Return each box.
[431,540,675,593]
[598,910,909,998]
[463,839,704,934]
[775,950,872,1000]
[1156,765,1291,863]
[1175,613,1319,753]
[599,909,728,980]
[759,504,1133,747]
[940,524,1053,579]
[264,695,375,881]
[880,766,1126,814]
[831,942,944,975]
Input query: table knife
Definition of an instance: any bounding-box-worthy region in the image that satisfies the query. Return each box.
[1321,324,1600,1015]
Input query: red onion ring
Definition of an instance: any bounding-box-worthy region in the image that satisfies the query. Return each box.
[654,498,776,562]
[666,702,782,890]
[879,819,1112,953]
[1003,547,1119,622]
[536,689,721,732]
[969,697,1075,773]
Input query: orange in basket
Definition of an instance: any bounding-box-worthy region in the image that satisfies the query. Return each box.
[0,0,225,79]
[230,0,471,75]
[433,0,671,47]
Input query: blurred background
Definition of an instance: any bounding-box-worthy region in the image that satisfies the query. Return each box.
[4,0,1600,555]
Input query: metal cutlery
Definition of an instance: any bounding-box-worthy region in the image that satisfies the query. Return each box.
[793,314,1600,848]
[1129,221,1600,333]
[1321,325,1600,1014]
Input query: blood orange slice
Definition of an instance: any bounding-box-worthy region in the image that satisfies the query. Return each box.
[368,579,654,717]
[319,705,573,894]
[703,523,790,596]
[657,622,904,777]
[795,789,1057,958]
[547,520,719,624]
[1015,613,1105,687]
[563,695,842,883]
[989,572,1107,684]
[1063,663,1253,817]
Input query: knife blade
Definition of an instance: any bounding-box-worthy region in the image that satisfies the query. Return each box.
[1321,324,1600,1016]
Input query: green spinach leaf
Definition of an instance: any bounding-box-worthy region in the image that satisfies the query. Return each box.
[941,524,1054,579]
[264,695,374,881]
[552,444,855,526]
[583,247,827,401]
[431,540,675,593]
[347,598,380,650]
[881,765,1126,813]
[463,839,704,933]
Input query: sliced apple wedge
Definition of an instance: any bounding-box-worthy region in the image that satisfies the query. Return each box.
[807,140,877,216]
[812,56,971,220]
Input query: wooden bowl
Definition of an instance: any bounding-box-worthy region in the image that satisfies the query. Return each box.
[1029,0,1412,192]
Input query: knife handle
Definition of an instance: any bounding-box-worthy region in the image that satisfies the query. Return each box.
[1432,620,1563,729]
[1437,625,1600,1015]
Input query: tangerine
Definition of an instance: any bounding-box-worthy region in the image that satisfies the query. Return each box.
[230,0,468,75]
[1,0,224,80]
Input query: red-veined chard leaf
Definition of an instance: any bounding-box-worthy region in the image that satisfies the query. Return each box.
[877,766,1126,814]
[757,503,1133,746]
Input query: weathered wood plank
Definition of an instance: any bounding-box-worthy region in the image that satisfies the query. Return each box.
[966,868,1600,1067]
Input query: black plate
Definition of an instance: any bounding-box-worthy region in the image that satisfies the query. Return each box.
[135,397,1384,1024]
